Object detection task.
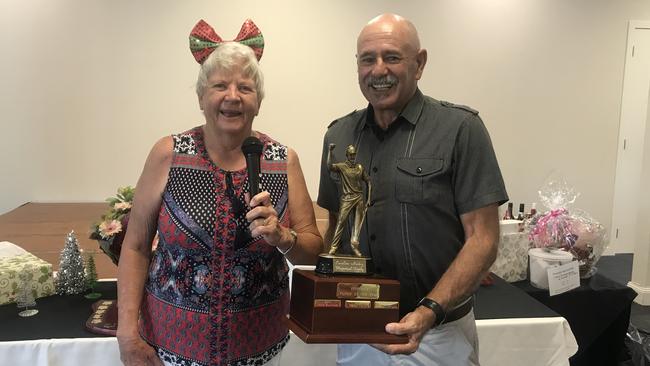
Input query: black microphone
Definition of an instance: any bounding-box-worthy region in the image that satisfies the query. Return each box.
[241,136,264,199]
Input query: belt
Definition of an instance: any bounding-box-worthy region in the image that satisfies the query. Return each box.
[441,296,474,325]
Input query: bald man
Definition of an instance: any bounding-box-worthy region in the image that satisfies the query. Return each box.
[318,14,508,365]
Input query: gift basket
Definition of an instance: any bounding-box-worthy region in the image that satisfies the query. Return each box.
[528,179,608,278]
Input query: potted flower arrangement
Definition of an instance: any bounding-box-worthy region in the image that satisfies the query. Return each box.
[89,186,134,265]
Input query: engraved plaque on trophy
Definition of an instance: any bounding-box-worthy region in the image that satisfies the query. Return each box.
[84,300,118,336]
[287,144,407,344]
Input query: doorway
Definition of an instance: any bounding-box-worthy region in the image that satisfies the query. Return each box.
[610,21,650,254]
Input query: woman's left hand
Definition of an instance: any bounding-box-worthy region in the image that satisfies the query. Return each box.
[246,191,288,248]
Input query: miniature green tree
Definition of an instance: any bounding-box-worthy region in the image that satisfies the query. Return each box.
[84,253,101,299]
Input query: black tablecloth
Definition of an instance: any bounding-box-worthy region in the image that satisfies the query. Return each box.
[0,281,117,341]
[476,275,558,319]
[0,276,559,342]
[514,273,637,366]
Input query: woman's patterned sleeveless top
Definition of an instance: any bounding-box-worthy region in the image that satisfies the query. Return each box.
[139,126,290,366]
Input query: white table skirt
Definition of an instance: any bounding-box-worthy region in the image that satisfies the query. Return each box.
[0,317,577,366]
[477,317,577,366]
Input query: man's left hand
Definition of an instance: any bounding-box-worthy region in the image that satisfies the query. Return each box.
[371,307,435,355]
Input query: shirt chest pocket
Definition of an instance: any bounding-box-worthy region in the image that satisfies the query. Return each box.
[395,158,445,204]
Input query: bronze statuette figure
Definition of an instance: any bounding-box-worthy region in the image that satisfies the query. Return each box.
[316,144,373,275]
[327,144,372,256]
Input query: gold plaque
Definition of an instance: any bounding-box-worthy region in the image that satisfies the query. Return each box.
[374,301,399,309]
[345,300,372,309]
[337,283,380,300]
[314,299,342,308]
[333,257,367,273]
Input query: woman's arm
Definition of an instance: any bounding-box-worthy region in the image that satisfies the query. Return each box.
[116,136,172,366]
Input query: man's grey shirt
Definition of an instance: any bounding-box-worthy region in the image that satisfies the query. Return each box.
[318,89,508,316]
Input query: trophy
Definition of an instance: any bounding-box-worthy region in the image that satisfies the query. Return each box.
[287,144,406,344]
[317,144,373,275]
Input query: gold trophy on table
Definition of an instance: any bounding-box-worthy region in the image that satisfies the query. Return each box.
[287,144,406,344]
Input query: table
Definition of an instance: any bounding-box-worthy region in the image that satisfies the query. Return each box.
[0,278,577,366]
[514,273,637,366]
[1,203,576,365]
[0,203,115,278]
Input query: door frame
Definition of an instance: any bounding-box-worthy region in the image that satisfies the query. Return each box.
[609,20,650,254]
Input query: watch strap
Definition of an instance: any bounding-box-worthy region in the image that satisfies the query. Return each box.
[417,297,446,327]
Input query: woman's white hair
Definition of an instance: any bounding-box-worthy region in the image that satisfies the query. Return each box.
[195,42,264,101]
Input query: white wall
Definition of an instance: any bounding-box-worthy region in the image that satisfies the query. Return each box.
[1,0,649,241]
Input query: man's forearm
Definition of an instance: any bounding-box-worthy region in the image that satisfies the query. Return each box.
[426,204,499,310]
[427,233,497,310]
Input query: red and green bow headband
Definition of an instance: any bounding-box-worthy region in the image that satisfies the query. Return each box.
[189,19,264,63]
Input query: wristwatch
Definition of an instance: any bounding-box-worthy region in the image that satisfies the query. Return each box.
[417,297,446,327]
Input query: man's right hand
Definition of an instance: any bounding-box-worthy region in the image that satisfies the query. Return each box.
[117,334,163,366]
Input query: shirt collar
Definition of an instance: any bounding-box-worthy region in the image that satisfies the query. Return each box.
[364,88,425,129]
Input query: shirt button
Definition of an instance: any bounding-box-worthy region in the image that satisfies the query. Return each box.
[416,167,422,174]
[370,234,376,241]
[372,167,378,173]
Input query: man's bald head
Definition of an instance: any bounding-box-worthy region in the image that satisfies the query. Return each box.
[357,13,421,54]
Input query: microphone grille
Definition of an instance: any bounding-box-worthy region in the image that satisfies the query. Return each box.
[241,136,264,155]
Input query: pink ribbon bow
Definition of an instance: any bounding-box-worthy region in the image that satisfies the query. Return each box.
[189,19,264,63]
[529,208,571,247]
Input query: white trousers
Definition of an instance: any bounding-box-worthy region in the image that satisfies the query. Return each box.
[337,310,479,366]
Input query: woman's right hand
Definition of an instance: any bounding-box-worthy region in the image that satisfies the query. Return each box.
[117,334,163,366]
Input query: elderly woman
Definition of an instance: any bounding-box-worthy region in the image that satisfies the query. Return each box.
[116,20,323,366]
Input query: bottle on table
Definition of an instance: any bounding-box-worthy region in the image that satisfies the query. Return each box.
[516,203,525,221]
[502,202,514,220]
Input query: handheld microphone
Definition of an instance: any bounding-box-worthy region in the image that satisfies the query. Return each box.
[241,136,264,199]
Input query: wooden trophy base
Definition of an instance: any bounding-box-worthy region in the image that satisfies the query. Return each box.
[85,299,118,336]
[288,269,407,344]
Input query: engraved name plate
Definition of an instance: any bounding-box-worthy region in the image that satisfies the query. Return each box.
[374,301,399,309]
[336,283,380,300]
[333,257,367,273]
[314,299,342,308]
[345,300,372,309]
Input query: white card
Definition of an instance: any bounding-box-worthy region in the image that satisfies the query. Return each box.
[547,260,580,296]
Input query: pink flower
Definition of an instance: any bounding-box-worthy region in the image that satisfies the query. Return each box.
[113,202,132,211]
[98,219,122,239]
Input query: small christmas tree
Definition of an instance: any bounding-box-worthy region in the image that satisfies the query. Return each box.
[84,253,101,299]
[16,265,39,317]
[56,231,87,295]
